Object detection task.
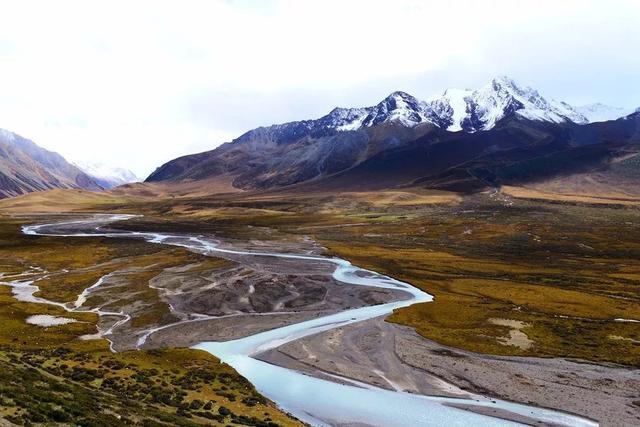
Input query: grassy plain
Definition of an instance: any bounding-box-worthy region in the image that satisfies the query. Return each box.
[1,184,639,426]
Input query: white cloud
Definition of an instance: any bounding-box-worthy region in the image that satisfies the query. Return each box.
[0,0,638,177]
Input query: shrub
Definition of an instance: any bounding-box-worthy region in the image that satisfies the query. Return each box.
[189,399,203,410]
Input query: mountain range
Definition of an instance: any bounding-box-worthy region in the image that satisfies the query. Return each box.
[146,76,639,194]
[1,76,637,200]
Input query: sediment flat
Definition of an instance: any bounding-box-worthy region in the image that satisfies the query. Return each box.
[260,317,640,426]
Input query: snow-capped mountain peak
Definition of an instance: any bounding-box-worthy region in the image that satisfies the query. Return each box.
[72,161,139,189]
[381,91,423,109]
[320,91,432,131]
[324,107,369,131]
[363,91,429,127]
[490,75,522,91]
[321,76,601,134]
[454,76,589,131]
[272,77,632,139]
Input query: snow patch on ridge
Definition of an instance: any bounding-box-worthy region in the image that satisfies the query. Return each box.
[0,128,17,143]
[575,103,636,123]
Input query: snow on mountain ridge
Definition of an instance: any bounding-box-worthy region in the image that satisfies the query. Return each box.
[575,103,636,123]
[427,76,589,132]
[0,128,17,142]
[228,77,632,151]
[362,91,431,128]
[325,107,369,131]
[430,88,473,131]
[320,91,434,132]
[314,76,627,134]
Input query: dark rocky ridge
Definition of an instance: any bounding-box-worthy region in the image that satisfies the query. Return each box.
[146,103,640,194]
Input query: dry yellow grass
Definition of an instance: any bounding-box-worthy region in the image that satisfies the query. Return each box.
[502,185,640,206]
[343,190,461,207]
[0,174,243,215]
[0,189,140,213]
[324,241,640,365]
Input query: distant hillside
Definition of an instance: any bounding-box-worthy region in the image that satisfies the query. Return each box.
[0,129,103,199]
[72,160,139,189]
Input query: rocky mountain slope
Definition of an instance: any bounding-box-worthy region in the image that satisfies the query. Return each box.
[0,129,103,198]
[146,76,637,192]
[318,111,640,193]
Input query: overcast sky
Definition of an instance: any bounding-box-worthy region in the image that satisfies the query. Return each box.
[1,0,639,178]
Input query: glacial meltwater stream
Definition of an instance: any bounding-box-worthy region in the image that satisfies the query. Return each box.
[20,215,596,427]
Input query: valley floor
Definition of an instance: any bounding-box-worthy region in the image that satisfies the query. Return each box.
[0,186,639,425]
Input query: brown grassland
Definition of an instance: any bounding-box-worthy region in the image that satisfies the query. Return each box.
[1,185,639,425]
[91,188,640,366]
[0,214,302,427]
